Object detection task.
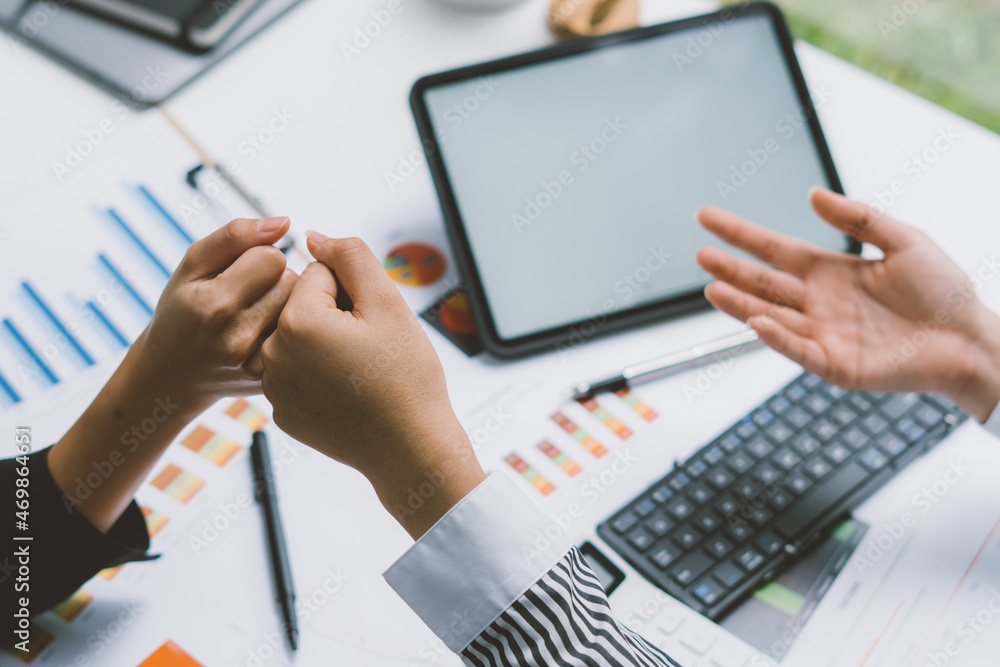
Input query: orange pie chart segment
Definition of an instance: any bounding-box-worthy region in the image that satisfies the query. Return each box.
[440,291,477,335]
[384,242,447,286]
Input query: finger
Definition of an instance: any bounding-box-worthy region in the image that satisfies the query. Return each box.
[287,260,343,312]
[180,217,290,279]
[704,281,811,337]
[304,232,402,318]
[809,187,916,253]
[697,206,823,276]
[215,245,288,307]
[747,314,829,377]
[241,268,297,331]
[697,246,806,309]
[244,349,264,379]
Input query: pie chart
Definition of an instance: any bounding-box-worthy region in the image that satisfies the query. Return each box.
[440,291,477,335]
[384,242,447,286]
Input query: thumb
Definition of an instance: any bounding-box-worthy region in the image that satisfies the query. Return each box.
[304,232,401,317]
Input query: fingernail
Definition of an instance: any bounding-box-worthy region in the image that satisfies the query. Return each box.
[305,229,330,243]
[257,217,288,233]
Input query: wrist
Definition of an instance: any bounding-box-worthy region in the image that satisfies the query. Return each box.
[951,306,1000,423]
[369,421,487,540]
[125,331,215,418]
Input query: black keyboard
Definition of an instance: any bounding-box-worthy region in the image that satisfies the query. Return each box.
[597,373,966,620]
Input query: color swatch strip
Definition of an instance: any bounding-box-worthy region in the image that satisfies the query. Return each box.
[505,454,556,495]
[151,464,205,504]
[53,590,93,623]
[578,398,634,439]
[141,506,169,538]
[615,389,659,422]
[225,398,267,431]
[537,441,582,477]
[551,412,607,458]
[182,425,241,466]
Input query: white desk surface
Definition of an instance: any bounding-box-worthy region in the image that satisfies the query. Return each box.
[2,1,1000,665]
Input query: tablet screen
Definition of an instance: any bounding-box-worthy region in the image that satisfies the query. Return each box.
[419,11,848,344]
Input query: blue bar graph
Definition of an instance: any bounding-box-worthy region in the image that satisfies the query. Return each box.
[2,319,58,386]
[139,185,194,245]
[22,282,95,367]
[98,253,154,317]
[107,209,171,278]
[0,369,20,404]
[86,301,129,349]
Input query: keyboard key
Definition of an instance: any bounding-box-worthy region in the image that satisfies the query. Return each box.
[826,384,847,399]
[792,433,821,457]
[756,465,780,485]
[847,394,872,412]
[670,551,714,584]
[768,490,791,510]
[703,446,725,465]
[737,548,765,571]
[861,413,889,435]
[651,545,679,569]
[711,560,746,588]
[757,531,783,554]
[746,437,775,459]
[774,462,868,539]
[768,396,791,415]
[673,526,703,549]
[716,496,739,516]
[811,419,838,442]
[667,498,695,521]
[771,448,802,471]
[823,442,852,466]
[802,374,822,389]
[765,420,794,444]
[727,521,752,542]
[913,403,944,428]
[830,404,857,426]
[785,384,807,401]
[728,452,754,474]
[784,406,812,430]
[687,459,709,477]
[670,472,692,492]
[612,512,638,533]
[753,409,775,427]
[805,458,833,479]
[736,481,758,499]
[749,508,773,526]
[708,467,734,490]
[693,578,725,606]
[721,432,742,452]
[736,420,758,438]
[651,484,674,504]
[786,474,812,495]
[628,528,654,550]
[695,512,720,533]
[690,484,713,505]
[705,536,733,558]
[896,418,926,443]
[842,427,870,450]
[647,514,674,537]
[635,498,657,517]
[859,447,889,472]
[877,432,908,458]
[879,393,919,420]
[804,393,831,415]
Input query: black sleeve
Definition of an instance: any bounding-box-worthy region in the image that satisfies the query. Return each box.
[2,446,155,649]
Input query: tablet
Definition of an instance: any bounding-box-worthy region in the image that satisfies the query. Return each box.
[410,2,859,358]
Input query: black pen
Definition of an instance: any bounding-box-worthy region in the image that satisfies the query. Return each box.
[250,431,299,651]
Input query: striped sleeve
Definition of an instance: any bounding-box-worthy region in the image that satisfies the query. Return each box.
[461,547,682,667]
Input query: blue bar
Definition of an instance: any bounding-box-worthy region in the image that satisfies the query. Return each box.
[139,185,194,245]
[87,301,129,348]
[0,369,20,404]
[22,282,95,367]
[107,209,171,278]
[98,254,154,317]
[2,319,58,386]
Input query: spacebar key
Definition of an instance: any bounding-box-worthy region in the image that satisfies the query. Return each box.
[775,462,868,539]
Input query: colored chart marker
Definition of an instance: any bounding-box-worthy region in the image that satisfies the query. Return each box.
[615,389,659,422]
[384,242,447,286]
[141,506,169,537]
[139,641,204,667]
[551,412,607,458]
[578,398,634,439]
[181,426,241,467]
[98,566,123,581]
[505,453,556,495]
[225,398,267,430]
[537,441,582,477]
[151,464,205,504]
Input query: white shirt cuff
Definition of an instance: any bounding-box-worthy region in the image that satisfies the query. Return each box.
[383,472,569,653]
[984,401,1000,438]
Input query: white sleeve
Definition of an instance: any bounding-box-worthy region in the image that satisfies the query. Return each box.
[984,401,1000,438]
[382,473,568,653]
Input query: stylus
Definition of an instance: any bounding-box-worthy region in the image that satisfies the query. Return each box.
[569,329,763,400]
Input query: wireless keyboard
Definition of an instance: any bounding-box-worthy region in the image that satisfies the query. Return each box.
[597,372,967,620]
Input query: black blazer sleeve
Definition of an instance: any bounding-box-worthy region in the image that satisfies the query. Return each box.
[1,447,154,647]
